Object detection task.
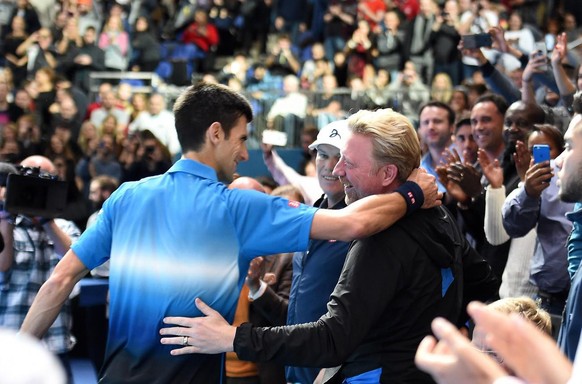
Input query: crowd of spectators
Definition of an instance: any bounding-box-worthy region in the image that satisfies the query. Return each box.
[2,0,582,380]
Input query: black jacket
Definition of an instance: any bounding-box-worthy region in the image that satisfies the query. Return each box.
[234,206,498,383]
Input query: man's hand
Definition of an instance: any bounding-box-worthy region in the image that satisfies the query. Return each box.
[477,149,503,189]
[408,168,443,208]
[551,32,568,66]
[160,298,236,355]
[513,140,531,181]
[415,317,508,384]
[245,257,264,295]
[523,160,552,199]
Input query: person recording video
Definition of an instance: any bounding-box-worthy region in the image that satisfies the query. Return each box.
[0,156,80,379]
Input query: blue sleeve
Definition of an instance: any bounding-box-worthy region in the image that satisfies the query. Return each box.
[502,186,540,238]
[71,186,121,269]
[226,189,317,260]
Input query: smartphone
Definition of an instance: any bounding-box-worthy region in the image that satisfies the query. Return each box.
[461,33,493,49]
[262,129,288,147]
[534,41,548,71]
[532,144,551,164]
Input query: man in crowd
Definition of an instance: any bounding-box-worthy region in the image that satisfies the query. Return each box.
[249,120,351,384]
[418,101,457,192]
[19,83,440,383]
[0,156,81,375]
[159,108,498,383]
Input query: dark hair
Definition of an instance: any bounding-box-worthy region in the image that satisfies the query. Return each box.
[173,82,253,152]
[531,124,565,152]
[474,94,508,116]
[455,118,472,133]
[92,174,119,194]
[419,101,456,125]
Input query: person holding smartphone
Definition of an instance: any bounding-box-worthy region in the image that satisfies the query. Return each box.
[502,124,574,319]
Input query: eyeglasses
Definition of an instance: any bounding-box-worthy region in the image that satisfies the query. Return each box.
[474,347,504,364]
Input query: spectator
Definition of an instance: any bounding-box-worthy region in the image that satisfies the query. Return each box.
[4,15,29,88]
[122,130,172,182]
[128,93,180,158]
[386,61,431,126]
[130,16,160,72]
[17,27,57,77]
[345,20,373,79]
[181,9,219,55]
[418,101,457,191]
[322,0,357,62]
[98,14,129,71]
[428,1,461,85]
[454,118,478,164]
[373,10,405,79]
[266,75,308,146]
[431,73,454,103]
[265,34,301,78]
[502,124,573,319]
[7,0,40,35]
[61,25,105,94]
[89,90,130,134]
[0,157,80,379]
[406,0,436,83]
[87,133,122,181]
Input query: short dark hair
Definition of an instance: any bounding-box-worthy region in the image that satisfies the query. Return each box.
[419,101,456,125]
[474,94,508,116]
[455,118,472,133]
[173,82,253,152]
[531,124,565,152]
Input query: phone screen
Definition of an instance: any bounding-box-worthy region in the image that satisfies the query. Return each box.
[532,144,551,164]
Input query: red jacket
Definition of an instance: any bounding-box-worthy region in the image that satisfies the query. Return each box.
[181,22,219,52]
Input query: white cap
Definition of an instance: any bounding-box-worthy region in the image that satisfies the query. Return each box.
[308,120,349,151]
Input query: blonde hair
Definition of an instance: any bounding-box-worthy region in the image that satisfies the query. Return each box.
[271,184,304,203]
[488,297,552,336]
[347,108,420,183]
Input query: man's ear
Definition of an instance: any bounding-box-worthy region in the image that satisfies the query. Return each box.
[206,122,224,145]
[381,164,399,187]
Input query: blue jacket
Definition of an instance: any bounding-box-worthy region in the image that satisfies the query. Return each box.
[559,203,582,361]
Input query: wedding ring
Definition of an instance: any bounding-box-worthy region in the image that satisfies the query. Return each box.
[182,336,189,346]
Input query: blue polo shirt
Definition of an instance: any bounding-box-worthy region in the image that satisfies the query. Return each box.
[72,159,317,383]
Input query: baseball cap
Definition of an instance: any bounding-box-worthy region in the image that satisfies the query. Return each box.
[308,120,349,151]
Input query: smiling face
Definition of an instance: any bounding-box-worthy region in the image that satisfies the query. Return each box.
[214,117,249,182]
[333,132,386,205]
[315,144,344,206]
[419,106,453,151]
[556,119,582,203]
[471,101,505,155]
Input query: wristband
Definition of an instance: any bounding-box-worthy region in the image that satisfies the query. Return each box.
[395,181,424,215]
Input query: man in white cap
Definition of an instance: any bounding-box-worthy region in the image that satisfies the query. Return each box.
[247,119,350,384]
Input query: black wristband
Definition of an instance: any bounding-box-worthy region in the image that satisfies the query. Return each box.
[395,181,424,215]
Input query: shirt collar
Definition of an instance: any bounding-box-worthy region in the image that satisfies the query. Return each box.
[167,158,218,181]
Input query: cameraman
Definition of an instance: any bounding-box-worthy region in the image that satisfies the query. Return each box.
[122,130,172,182]
[0,156,80,376]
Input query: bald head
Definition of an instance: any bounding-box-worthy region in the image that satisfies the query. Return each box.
[21,155,56,175]
[228,177,266,193]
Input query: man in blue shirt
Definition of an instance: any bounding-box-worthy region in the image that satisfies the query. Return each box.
[20,83,439,383]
